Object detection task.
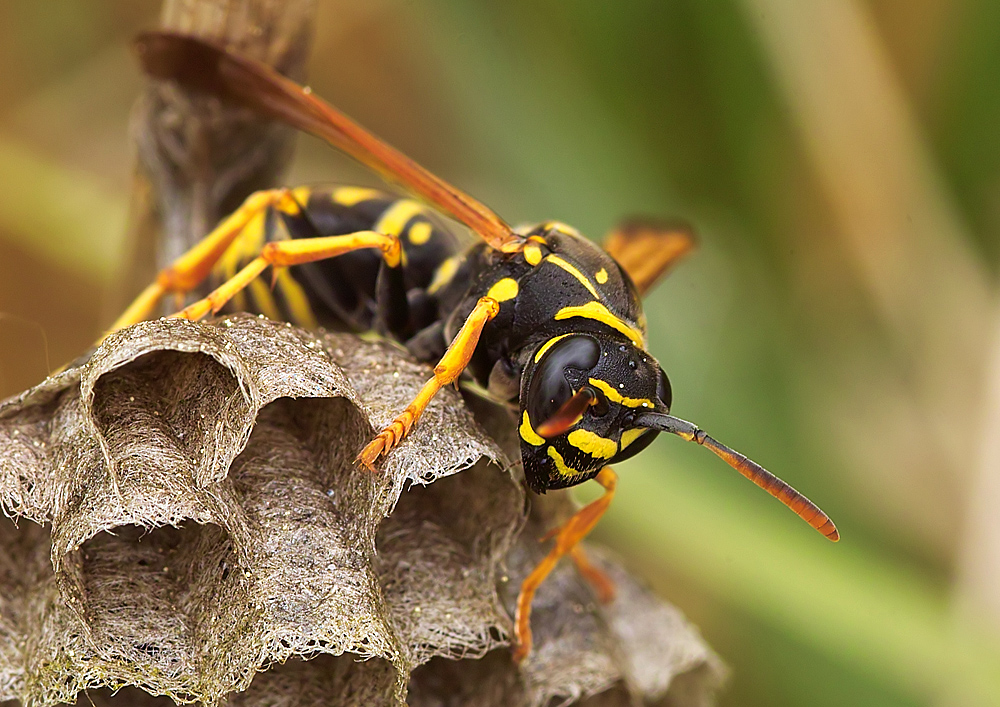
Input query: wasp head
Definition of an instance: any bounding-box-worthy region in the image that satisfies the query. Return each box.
[518,333,670,493]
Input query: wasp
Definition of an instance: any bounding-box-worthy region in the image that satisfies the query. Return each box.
[115,32,839,662]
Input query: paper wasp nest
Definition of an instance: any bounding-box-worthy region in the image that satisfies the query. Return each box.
[0,314,723,706]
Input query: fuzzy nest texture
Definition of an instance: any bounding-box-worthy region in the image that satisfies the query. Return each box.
[0,314,724,706]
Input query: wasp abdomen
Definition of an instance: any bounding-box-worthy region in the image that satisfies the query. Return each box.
[211,185,465,334]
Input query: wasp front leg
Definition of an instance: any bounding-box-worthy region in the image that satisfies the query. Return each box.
[512,467,618,663]
[356,296,500,468]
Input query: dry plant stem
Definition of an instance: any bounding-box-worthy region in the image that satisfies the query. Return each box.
[121,0,316,322]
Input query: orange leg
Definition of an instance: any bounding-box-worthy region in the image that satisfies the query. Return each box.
[103,188,304,342]
[512,467,618,663]
[569,546,616,604]
[356,296,500,468]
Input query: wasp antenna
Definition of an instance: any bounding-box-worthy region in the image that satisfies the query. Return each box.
[634,412,839,541]
[536,387,596,438]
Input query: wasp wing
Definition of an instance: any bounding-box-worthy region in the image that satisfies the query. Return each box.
[134,31,519,253]
[602,219,696,296]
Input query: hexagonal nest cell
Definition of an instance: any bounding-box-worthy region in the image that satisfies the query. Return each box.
[0,315,724,706]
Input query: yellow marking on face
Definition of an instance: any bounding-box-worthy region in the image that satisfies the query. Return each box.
[595,268,608,284]
[375,199,426,237]
[519,412,545,446]
[619,427,649,450]
[332,186,383,206]
[567,429,618,459]
[533,333,572,363]
[428,256,461,295]
[588,378,654,409]
[524,242,543,266]
[547,445,579,478]
[274,268,318,329]
[554,301,644,348]
[487,277,519,302]
[248,277,281,321]
[546,255,599,298]
[407,221,433,245]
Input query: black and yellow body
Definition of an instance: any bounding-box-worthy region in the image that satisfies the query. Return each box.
[211,185,669,494]
[118,30,840,663]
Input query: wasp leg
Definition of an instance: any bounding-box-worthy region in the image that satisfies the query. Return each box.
[172,230,402,321]
[512,467,618,663]
[356,297,500,468]
[104,188,304,341]
[374,259,410,339]
[569,546,616,604]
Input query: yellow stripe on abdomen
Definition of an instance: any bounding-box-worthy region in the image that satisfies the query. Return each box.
[375,199,426,237]
[332,186,384,206]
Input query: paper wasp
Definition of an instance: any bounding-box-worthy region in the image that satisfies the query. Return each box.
[115,32,839,662]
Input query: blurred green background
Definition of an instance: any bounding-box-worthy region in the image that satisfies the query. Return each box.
[2,1,1000,705]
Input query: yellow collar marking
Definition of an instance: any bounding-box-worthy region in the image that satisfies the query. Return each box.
[375,199,425,237]
[595,267,608,284]
[407,221,433,245]
[588,378,654,409]
[533,333,572,363]
[567,429,618,459]
[543,221,581,237]
[523,242,543,266]
[619,427,649,450]
[546,255,599,298]
[428,256,461,295]
[332,186,383,206]
[547,445,579,478]
[555,301,644,348]
[486,277,519,302]
[519,412,545,446]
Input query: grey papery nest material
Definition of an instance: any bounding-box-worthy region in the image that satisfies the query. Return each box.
[0,314,724,707]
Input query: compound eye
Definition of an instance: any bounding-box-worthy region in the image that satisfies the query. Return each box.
[526,335,601,428]
[656,368,673,410]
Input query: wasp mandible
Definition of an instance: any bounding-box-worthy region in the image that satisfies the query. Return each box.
[113,32,839,662]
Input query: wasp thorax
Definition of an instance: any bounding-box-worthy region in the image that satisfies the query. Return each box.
[519,333,671,492]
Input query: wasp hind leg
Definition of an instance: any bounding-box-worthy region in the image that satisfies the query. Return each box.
[104,188,309,342]
[169,230,402,321]
[512,467,618,663]
[356,296,500,468]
